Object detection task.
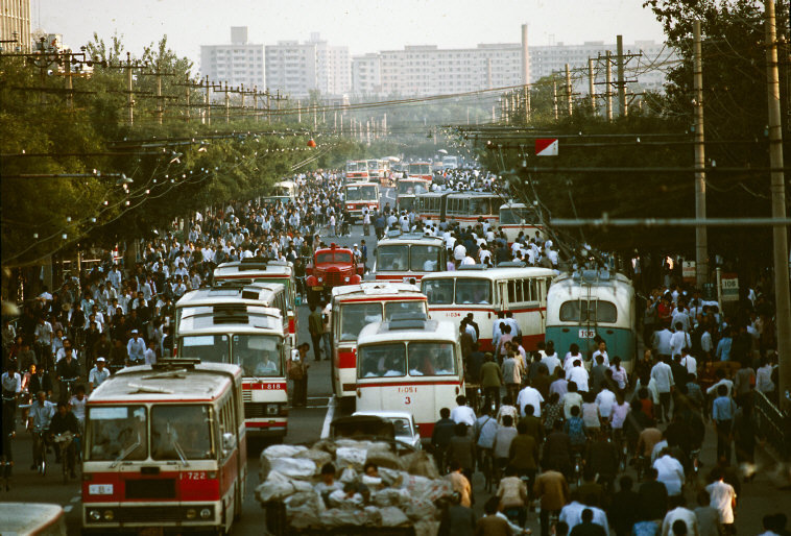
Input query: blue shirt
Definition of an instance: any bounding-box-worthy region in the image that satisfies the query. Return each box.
[712,395,736,422]
[715,337,732,362]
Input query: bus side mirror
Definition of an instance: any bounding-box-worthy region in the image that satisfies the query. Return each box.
[222,432,236,453]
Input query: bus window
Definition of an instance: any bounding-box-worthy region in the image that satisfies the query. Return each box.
[384,301,425,319]
[508,280,523,303]
[180,335,229,363]
[345,188,362,200]
[410,245,442,272]
[408,342,456,376]
[523,279,537,302]
[455,279,491,305]
[559,300,617,323]
[423,279,454,304]
[151,405,214,460]
[377,245,409,270]
[86,406,147,461]
[234,335,282,377]
[340,303,383,341]
[359,344,405,377]
[594,301,618,323]
[500,208,529,224]
[361,185,378,199]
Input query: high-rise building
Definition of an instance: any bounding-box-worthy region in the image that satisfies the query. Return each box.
[351,53,381,96]
[200,27,264,90]
[1,0,31,52]
[265,33,350,98]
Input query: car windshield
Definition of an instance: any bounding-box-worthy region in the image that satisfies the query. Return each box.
[317,252,352,264]
[179,335,228,363]
[500,208,530,225]
[384,301,426,319]
[86,405,147,461]
[408,342,457,376]
[340,303,383,341]
[358,343,405,378]
[410,245,442,272]
[455,279,491,305]
[377,245,409,271]
[422,279,454,304]
[233,334,283,377]
[390,417,412,437]
[151,405,214,461]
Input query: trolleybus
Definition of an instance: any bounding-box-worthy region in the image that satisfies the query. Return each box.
[372,231,447,283]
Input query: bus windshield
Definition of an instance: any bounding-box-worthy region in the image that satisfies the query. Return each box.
[422,279,454,304]
[384,301,426,319]
[151,405,214,460]
[500,208,530,224]
[86,405,147,461]
[340,303,383,341]
[233,334,283,377]
[180,335,229,363]
[410,245,442,272]
[408,342,456,376]
[397,182,428,195]
[455,279,492,305]
[559,300,618,323]
[359,343,405,378]
[409,164,431,175]
[377,245,409,271]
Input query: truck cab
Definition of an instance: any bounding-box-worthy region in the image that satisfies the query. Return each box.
[305,244,364,308]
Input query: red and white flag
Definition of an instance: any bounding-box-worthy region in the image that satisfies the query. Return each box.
[535,138,559,156]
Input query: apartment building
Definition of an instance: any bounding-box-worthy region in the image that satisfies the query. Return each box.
[200,27,264,90]
[1,0,31,52]
[265,33,350,98]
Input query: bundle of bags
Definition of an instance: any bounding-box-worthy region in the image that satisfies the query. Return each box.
[255,440,452,534]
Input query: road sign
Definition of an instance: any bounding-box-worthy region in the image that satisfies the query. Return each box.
[535,138,559,156]
[682,261,696,283]
[721,272,740,301]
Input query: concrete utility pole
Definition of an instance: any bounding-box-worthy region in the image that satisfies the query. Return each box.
[487,58,493,89]
[204,76,211,125]
[185,75,191,123]
[521,24,529,86]
[552,78,559,120]
[693,20,709,289]
[616,35,627,117]
[224,83,231,123]
[126,53,134,125]
[64,55,73,113]
[605,51,613,121]
[524,86,531,123]
[764,0,790,409]
[155,71,163,125]
[565,63,573,116]
[588,58,596,114]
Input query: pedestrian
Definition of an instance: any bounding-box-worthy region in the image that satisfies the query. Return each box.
[438,491,476,536]
[712,384,736,463]
[570,508,607,536]
[308,305,323,362]
[479,352,502,411]
[609,475,640,536]
[706,467,737,535]
[496,465,528,528]
[534,463,571,536]
[476,496,512,536]
[88,357,110,392]
[431,407,456,473]
[447,423,476,485]
[445,461,472,509]
[288,343,310,407]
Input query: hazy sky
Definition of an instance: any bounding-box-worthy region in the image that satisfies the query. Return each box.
[37,0,667,66]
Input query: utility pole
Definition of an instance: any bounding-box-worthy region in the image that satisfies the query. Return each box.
[297,101,301,123]
[64,54,73,113]
[764,0,790,409]
[185,75,191,123]
[616,35,626,117]
[155,71,163,125]
[605,51,613,121]
[565,63,573,116]
[224,83,230,123]
[126,52,134,125]
[693,20,709,289]
[552,78,558,120]
[204,75,211,125]
[588,58,596,114]
[487,58,493,89]
[524,86,531,123]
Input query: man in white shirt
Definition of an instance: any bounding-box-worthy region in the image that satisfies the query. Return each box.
[514,381,544,419]
[706,469,737,531]
[450,395,477,429]
[661,498,700,536]
[654,450,685,498]
[653,326,674,358]
[566,360,589,393]
[559,499,610,534]
[670,322,692,358]
[651,357,675,422]
[595,387,617,421]
[127,330,146,364]
[679,348,697,378]
[453,242,467,262]
[88,357,110,392]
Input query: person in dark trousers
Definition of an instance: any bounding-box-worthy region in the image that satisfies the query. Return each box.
[308,306,323,362]
[289,343,310,407]
[431,407,456,473]
[438,491,476,535]
[570,508,607,536]
[637,467,669,522]
[608,475,641,535]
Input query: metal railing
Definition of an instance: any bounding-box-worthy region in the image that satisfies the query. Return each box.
[754,389,791,461]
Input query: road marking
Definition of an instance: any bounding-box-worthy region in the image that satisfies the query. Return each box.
[320,395,336,439]
[64,505,73,513]
[71,495,81,503]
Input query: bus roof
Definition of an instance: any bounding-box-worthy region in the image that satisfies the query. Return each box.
[344,182,379,188]
[331,282,424,300]
[421,267,557,282]
[548,270,635,301]
[0,503,65,536]
[177,283,285,309]
[177,312,283,335]
[88,362,241,404]
[358,319,456,346]
[214,260,292,279]
[499,202,528,210]
[376,232,445,246]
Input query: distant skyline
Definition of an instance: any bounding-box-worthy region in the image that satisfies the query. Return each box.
[36,0,668,67]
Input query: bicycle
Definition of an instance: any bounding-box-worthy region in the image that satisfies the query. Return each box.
[33,429,49,476]
[59,377,78,401]
[51,432,76,484]
[687,448,702,486]
[479,448,495,493]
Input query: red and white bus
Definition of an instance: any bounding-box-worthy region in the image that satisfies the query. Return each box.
[408,161,433,181]
[372,232,447,284]
[415,191,503,226]
[343,182,380,221]
[420,266,556,352]
[82,360,246,534]
[395,177,431,213]
[345,160,369,182]
[213,259,297,347]
[176,312,289,440]
[356,316,463,437]
[330,282,428,407]
[498,202,545,245]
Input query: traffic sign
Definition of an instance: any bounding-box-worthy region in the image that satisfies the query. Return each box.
[535,138,559,156]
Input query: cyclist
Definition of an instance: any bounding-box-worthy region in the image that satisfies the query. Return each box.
[27,391,56,472]
[1,383,16,491]
[49,400,80,479]
[55,347,81,400]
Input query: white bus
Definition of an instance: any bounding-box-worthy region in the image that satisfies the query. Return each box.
[415,191,503,226]
[356,316,463,437]
[213,259,297,347]
[408,161,433,181]
[395,177,431,213]
[331,282,428,406]
[343,182,380,221]
[82,360,246,534]
[441,155,459,170]
[176,312,289,440]
[373,231,447,284]
[420,266,556,352]
[498,202,545,244]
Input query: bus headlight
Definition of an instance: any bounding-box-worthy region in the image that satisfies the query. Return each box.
[266,404,279,415]
[89,510,101,521]
[185,508,197,520]
[200,508,212,520]
[103,510,114,521]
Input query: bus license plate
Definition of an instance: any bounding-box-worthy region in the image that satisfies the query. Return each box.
[579,329,595,338]
[89,484,114,495]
